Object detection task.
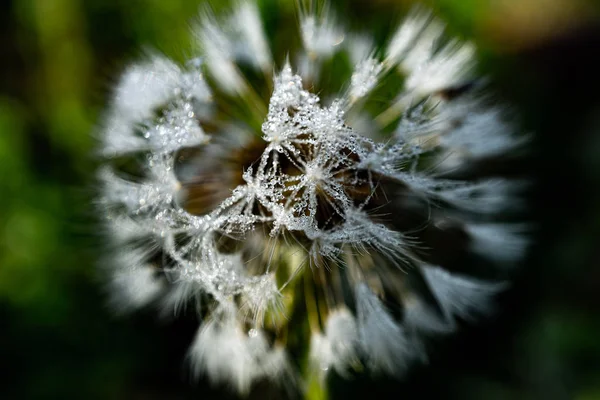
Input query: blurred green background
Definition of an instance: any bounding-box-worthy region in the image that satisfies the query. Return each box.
[2,0,600,399]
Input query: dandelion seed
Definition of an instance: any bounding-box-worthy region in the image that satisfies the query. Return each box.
[98,1,530,395]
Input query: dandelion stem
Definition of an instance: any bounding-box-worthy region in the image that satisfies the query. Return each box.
[304,271,321,333]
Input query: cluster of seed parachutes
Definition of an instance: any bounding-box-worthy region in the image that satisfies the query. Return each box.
[99,2,528,395]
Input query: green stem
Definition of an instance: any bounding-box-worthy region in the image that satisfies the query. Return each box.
[305,369,329,400]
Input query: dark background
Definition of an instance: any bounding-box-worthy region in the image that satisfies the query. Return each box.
[1,0,600,398]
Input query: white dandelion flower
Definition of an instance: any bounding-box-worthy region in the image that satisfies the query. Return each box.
[98,1,530,395]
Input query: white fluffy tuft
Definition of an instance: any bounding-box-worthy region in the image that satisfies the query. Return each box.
[421,265,508,324]
[355,284,414,375]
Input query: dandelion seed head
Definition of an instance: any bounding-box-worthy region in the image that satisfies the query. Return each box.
[98,0,530,394]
